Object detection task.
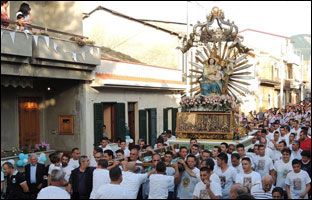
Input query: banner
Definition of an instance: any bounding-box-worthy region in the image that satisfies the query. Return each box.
[9,31,16,44]
[33,35,39,46]
[43,36,50,48]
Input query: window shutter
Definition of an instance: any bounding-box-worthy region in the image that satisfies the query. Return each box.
[94,103,103,146]
[163,108,168,132]
[171,108,178,136]
[149,108,157,146]
[115,103,126,140]
[139,110,147,140]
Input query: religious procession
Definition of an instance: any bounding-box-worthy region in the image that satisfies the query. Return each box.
[1,1,311,199]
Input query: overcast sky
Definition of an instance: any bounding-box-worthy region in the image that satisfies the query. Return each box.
[83,1,311,37]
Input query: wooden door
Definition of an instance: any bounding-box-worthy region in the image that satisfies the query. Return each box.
[19,97,40,148]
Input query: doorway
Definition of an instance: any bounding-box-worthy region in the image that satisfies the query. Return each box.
[18,97,40,148]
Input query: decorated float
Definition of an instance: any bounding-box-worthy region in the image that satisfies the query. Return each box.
[171,7,254,149]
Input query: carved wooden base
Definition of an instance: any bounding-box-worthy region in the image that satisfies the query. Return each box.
[176,111,237,140]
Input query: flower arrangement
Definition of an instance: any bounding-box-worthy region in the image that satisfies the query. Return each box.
[32,141,50,152]
[180,94,237,112]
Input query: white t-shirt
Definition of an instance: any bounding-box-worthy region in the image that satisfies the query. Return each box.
[274,159,293,190]
[177,167,200,199]
[193,179,222,199]
[214,166,237,198]
[148,174,174,199]
[254,155,275,179]
[99,145,113,154]
[168,135,176,140]
[61,165,74,182]
[90,156,97,168]
[236,171,262,190]
[291,149,303,160]
[121,172,147,199]
[231,163,243,175]
[272,150,283,163]
[166,167,176,192]
[68,158,79,169]
[285,170,311,199]
[196,172,221,184]
[90,169,110,199]
[290,127,301,140]
[48,164,62,175]
[265,147,275,160]
[37,186,70,199]
[90,184,129,199]
[115,147,130,158]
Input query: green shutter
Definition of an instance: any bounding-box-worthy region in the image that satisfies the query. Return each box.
[94,103,103,146]
[171,108,178,136]
[149,108,157,146]
[115,103,126,140]
[139,110,147,140]
[163,108,168,132]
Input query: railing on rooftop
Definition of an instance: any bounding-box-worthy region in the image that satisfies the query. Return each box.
[1,19,88,39]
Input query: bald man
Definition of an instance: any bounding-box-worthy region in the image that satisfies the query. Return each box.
[251,175,274,199]
[120,161,154,199]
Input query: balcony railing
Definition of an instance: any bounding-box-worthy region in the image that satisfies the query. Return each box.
[1,20,100,66]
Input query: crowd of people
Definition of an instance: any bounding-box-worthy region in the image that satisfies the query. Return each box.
[1,100,311,199]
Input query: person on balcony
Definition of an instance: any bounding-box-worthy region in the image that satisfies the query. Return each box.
[16,3,32,32]
[1,1,9,28]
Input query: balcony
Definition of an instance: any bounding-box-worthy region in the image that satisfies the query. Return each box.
[1,23,100,81]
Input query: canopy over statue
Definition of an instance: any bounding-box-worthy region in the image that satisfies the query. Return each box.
[176,7,254,140]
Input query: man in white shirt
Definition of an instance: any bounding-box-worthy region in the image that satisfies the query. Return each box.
[121,161,150,199]
[259,137,274,160]
[254,144,275,180]
[61,154,74,183]
[37,169,70,199]
[236,157,262,191]
[214,152,237,199]
[99,137,113,153]
[236,144,255,169]
[231,153,243,174]
[149,161,179,199]
[286,159,311,199]
[177,155,200,199]
[193,167,222,199]
[117,140,130,158]
[68,148,80,169]
[247,122,259,136]
[273,148,293,191]
[91,166,129,199]
[220,143,232,165]
[90,147,103,167]
[166,130,176,140]
[90,159,110,199]
[291,120,301,140]
[291,140,303,160]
